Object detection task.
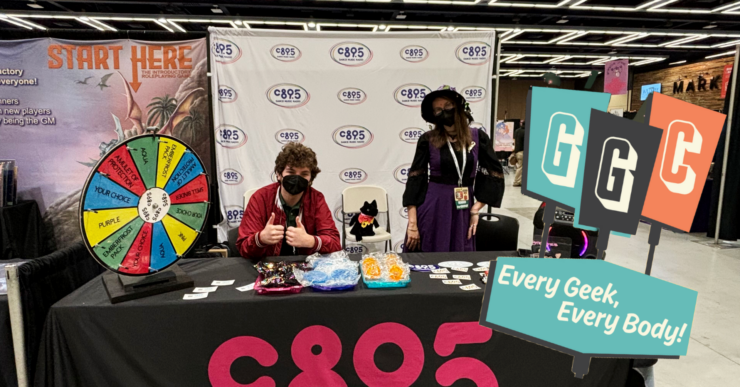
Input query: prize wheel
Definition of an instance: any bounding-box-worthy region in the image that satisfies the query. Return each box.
[79,134,210,276]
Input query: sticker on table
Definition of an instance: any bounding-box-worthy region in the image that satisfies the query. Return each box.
[477,261,490,267]
[409,264,439,272]
[460,284,481,291]
[79,134,210,276]
[451,267,470,273]
[212,280,235,286]
[443,279,463,285]
[430,274,448,279]
[453,275,472,280]
[193,286,218,293]
[438,261,473,268]
[473,267,488,272]
[431,268,450,274]
[184,293,208,300]
[237,283,255,292]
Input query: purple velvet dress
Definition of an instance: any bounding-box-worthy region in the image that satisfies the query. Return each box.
[403,128,504,252]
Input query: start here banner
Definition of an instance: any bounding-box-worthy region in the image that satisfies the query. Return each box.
[0,38,210,250]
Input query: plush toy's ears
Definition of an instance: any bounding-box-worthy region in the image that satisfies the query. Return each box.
[363,201,369,206]
[371,200,377,206]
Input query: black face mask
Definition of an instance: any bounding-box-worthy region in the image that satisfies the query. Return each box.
[436,108,456,127]
[281,174,309,195]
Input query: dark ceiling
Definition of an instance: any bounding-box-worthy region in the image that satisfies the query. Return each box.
[1,0,739,76]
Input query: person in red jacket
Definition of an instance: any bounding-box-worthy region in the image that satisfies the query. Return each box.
[236,142,342,259]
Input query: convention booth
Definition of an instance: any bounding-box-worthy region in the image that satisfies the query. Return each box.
[0,21,738,387]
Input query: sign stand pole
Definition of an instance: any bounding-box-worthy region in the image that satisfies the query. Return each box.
[538,203,556,257]
[645,224,662,275]
[714,47,739,244]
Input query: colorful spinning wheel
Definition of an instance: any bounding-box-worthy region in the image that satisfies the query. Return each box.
[79,134,210,276]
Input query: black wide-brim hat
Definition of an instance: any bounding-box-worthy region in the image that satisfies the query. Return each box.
[421,85,473,124]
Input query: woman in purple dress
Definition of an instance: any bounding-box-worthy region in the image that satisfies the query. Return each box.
[403,86,504,252]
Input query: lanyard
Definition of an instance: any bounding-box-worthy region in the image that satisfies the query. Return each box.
[446,139,467,187]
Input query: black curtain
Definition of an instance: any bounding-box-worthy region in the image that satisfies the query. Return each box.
[17,242,104,385]
[709,67,740,240]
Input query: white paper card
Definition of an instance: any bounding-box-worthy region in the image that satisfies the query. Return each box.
[473,267,488,272]
[183,293,208,300]
[193,286,218,293]
[431,268,451,274]
[443,279,463,285]
[460,284,481,291]
[429,274,448,279]
[212,280,236,286]
[237,283,255,292]
[453,275,471,280]
[451,267,469,273]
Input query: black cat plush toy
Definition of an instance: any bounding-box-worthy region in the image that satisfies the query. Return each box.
[349,200,380,241]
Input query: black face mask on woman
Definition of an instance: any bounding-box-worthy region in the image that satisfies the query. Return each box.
[436,108,456,127]
[281,174,309,195]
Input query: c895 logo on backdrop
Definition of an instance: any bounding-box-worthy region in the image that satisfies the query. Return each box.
[271,44,301,62]
[339,168,368,184]
[399,127,428,144]
[219,169,243,185]
[394,84,432,107]
[267,84,310,108]
[224,205,244,228]
[334,206,356,225]
[212,38,242,64]
[330,42,373,66]
[461,86,487,103]
[400,45,429,63]
[275,129,305,144]
[332,125,374,148]
[338,88,367,105]
[394,164,411,184]
[217,85,238,103]
[400,207,409,219]
[456,41,491,66]
[216,124,248,149]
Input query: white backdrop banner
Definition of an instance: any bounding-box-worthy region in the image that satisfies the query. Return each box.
[209,28,495,252]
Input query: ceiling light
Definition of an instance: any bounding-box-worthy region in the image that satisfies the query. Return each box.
[158,18,166,24]
[308,22,315,28]
[703,24,717,29]
[556,19,569,24]
[234,20,242,25]
[396,15,407,19]
[27,2,43,9]
[80,17,89,21]
[713,1,740,13]
[447,26,454,31]
[211,7,224,14]
[706,50,736,59]
[669,60,686,65]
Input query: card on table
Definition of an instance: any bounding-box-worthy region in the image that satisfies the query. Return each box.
[183,293,208,300]
[443,279,463,285]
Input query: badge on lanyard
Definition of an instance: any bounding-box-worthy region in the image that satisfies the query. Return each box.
[447,139,470,210]
[454,187,470,210]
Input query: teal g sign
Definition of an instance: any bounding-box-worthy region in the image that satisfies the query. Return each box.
[480,258,697,378]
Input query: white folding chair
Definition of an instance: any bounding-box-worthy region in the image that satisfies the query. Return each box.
[243,188,259,210]
[341,186,392,251]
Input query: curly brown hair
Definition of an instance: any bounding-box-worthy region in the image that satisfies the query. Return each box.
[274,142,321,181]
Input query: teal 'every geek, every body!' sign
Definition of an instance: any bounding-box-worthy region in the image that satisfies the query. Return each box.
[480,257,698,378]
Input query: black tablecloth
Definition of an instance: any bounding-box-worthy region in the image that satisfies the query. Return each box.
[0,201,44,260]
[35,252,630,387]
[1,260,25,387]
[0,294,15,387]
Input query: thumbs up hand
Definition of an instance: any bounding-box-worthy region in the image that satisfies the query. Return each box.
[259,212,285,246]
[287,217,315,249]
